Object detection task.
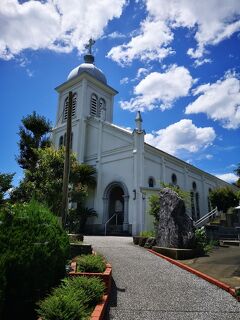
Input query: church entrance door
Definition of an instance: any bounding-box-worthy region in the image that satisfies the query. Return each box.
[103,182,130,235]
[109,186,124,226]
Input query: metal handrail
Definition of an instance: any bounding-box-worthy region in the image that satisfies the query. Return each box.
[104,213,119,236]
[194,207,218,228]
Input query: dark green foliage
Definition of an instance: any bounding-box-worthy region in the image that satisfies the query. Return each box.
[70,163,96,189]
[0,201,69,319]
[161,182,191,207]
[67,207,97,233]
[17,111,51,171]
[37,276,105,320]
[0,173,14,206]
[234,163,240,178]
[0,256,7,318]
[194,227,215,254]
[149,194,160,226]
[11,148,97,224]
[149,184,191,227]
[234,163,240,187]
[139,230,155,237]
[209,186,239,213]
[76,254,106,273]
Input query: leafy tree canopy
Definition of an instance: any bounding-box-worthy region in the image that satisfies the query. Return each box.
[11,147,96,220]
[234,163,240,177]
[234,163,240,188]
[17,111,51,171]
[0,173,14,206]
[209,186,239,213]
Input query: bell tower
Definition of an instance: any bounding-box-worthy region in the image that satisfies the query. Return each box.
[52,40,118,162]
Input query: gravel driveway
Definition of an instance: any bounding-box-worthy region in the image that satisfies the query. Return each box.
[85,236,240,320]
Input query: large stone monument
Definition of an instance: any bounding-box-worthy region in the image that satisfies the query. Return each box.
[156,188,195,249]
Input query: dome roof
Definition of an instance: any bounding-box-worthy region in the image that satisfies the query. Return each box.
[67,54,107,84]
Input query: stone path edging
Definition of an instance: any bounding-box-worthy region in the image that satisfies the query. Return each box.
[148,249,239,302]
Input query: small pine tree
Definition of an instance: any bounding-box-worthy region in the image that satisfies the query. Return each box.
[17,111,51,171]
[0,173,14,206]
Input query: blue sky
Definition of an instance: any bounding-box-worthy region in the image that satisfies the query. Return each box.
[0,0,240,186]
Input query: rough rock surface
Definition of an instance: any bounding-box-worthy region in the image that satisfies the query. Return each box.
[156,188,195,248]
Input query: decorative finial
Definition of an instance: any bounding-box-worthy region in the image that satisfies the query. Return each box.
[85,38,95,55]
[135,111,143,131]
[84,38,95,64]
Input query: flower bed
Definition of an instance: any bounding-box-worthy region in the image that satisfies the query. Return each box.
[37,276,105,320]
[69,259,112,295]
[68,254,112,319]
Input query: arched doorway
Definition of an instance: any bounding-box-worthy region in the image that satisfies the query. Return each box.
[103,181,129,234]
[108,186,124,225]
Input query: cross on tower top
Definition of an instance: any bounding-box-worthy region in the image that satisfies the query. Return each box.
[85,38,95,55]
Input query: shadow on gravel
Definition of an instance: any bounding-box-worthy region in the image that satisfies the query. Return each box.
[105,278,126,320]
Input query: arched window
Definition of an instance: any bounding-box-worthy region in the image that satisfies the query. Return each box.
[63,93,77,121]
[63,98,68,121]
[208,188,212,212]
[190,191,196,220]
[61,132,73,149]
[63,132,67,146]
[192,181,197,191]
[90,93,98,116]
[59,135,63,148]
[148,177,155,188]
[72,93,77,118]
[171,173,177,185]
[196,192,200,220]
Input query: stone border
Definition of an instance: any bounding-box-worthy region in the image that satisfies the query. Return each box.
[68,261,112,319]
[148,249,240,302]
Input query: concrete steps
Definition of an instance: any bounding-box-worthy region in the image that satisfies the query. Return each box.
[106,224,130,236]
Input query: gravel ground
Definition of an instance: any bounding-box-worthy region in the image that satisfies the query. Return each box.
[85,236,240,320]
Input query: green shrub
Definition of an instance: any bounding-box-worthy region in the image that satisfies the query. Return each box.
[194,227,214,254]
[76,254,106,273]
[62,277,105,306]
[149,194,160,225]
[0,201,70,319]
[0,255,7,318]
[209,186,239,213]
[37,276,105,320]
[139,230,155,237]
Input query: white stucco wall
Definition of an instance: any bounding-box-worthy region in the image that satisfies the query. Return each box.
[52,68,238,236]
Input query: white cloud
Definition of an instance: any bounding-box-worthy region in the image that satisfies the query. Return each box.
[120,77,129,85]
[193,58,212,67]
[215,173,238,183]
[0,0,126,60]
[185,72,240,129]
[136,67,149,79]
[120,65,194,112]
[145,119,216,156]
[205,154,213,160]
[107,18,174,64]
[104,31,126,39]
[108,0,240,65]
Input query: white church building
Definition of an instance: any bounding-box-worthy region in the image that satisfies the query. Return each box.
[52,51,232,236]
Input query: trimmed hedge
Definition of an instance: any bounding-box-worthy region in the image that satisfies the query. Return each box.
[37,276,105,320]
[76,254,106,273]
[0,201,70,319]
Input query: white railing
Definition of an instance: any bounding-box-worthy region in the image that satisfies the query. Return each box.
[194,207,218,228]
[104,213,119,236]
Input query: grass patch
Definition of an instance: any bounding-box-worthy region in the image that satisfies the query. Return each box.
[76,254,106,273]
[37,276,105,320]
